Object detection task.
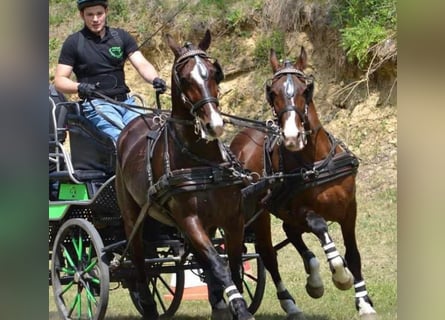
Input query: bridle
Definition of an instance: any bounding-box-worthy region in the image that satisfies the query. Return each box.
[172,46,221,118]
[267,61,314,142]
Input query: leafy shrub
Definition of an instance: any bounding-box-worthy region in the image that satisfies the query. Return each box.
[253,30,285,64]
[332,0,396,68]
[109,0,129,23]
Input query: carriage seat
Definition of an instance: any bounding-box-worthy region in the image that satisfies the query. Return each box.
[48,85,117,186]
[66,106,116,176]
[67,92,146,177]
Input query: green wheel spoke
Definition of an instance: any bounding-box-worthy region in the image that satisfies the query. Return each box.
[61,267,75,275]
[78,232,83,262]
[77,290,82,320]
[62,245,77,270]
[71,237,80,261]
[90,276,100,285]
[87,297,93,319]
[68,293,80,318]
[61,280,75,295]
[85,286,97,304]
[83,258,98,273]
[79,278,97,304]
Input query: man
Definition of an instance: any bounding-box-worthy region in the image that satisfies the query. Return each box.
[54,0,167,142]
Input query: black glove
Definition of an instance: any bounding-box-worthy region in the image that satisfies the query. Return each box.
[77,82,97,99]
[152,77,167,94]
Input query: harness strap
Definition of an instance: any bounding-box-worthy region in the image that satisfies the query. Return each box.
[145,126,164,185]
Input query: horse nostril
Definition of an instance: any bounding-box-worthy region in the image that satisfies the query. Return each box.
[206,123,223,137]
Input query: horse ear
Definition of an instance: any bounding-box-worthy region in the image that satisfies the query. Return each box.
[270,49,280,72]
[166,34,182,58]
[295,46,307,70]
[198,29,211,51]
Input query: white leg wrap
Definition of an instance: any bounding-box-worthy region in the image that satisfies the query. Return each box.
[225,285,243,302]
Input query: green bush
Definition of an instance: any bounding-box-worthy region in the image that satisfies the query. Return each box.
[253,30,285,64]
[333,0,396,68]
[108,0,129,23]
[49,38,61,66]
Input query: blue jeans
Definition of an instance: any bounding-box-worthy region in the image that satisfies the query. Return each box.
[82,96,143,142]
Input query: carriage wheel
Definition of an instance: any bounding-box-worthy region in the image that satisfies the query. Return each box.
[241,245,267,314]
[51,218,109,320]
[128,246,185,319]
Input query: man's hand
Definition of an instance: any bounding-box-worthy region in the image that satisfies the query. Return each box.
[152,77,167,94]
[77,83,97,99]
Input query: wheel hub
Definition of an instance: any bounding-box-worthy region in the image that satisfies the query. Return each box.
[74,271,81,283]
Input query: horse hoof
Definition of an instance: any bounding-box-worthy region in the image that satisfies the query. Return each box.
[332,274,353,290]
[332,267,354,290]
[211,307,233,320]
[360,312,379,320]
[238,313,255,320]
[305,283,324,298]
[287,311,307,320]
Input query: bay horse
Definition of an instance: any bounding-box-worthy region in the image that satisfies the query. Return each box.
[115,30,254,320]
[230,47,377,319]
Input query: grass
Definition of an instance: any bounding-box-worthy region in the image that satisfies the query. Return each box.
[49,187,397,319]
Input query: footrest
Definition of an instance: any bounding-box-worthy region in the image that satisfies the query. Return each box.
[49,169,109,182]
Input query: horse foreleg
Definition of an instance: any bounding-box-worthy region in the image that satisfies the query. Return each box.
[225,229,244,292]
[202,269,232,320]
[203,227,246,320]
[305,210,353,290]
[282,222,324,299]
[252,214,305,320]
[125,221,159,320]
[116,180,158,319]
[340,203,377,319]
[180,216,254,320]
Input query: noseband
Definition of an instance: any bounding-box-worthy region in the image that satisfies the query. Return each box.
[173,49,220,117]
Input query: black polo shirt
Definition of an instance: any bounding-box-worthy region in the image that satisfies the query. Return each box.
[58,26,138,95]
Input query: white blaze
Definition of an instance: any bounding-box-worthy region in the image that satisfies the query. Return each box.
[282,111,299,140]
[190,58,223,131]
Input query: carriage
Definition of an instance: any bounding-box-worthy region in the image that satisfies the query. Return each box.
[48,84,269,319]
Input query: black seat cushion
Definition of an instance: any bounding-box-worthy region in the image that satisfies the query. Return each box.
[67,113,117,175]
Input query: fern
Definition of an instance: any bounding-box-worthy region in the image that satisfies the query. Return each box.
[333,0,396,68]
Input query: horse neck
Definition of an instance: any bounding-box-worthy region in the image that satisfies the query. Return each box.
[170,85,193,121]
[306,105,332,161]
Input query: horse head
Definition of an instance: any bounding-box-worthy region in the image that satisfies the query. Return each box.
[266,47,314,152]
[166,29,225,140]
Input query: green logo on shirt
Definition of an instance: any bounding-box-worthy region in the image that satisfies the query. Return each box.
[109,46,123,58]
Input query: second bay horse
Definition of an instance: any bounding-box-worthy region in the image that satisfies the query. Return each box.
[230,47,377,319]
